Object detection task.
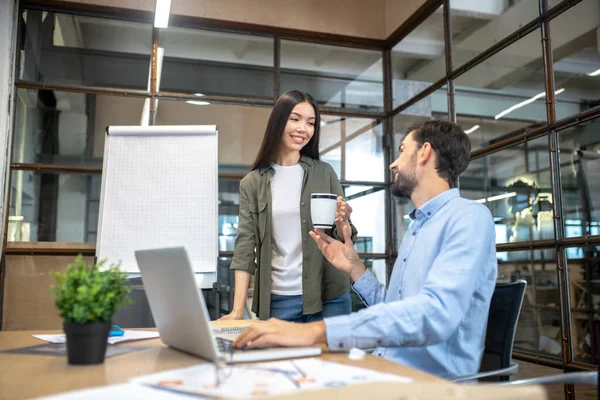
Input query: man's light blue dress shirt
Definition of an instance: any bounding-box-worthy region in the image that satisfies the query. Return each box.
[324,189,498,379]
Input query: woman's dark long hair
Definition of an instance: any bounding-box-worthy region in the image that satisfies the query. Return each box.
[251,90,320,171]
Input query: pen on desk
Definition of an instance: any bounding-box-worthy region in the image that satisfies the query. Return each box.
[290,360,306,378]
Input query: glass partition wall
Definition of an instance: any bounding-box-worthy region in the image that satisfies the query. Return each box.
[4,1,600,394]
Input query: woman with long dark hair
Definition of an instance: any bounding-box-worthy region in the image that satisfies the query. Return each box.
[220,90,357,322]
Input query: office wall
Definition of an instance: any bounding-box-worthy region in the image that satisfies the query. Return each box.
[385,0,428,38]
[92,95,146,159]
[1,252,95,330]
[155,101,268,167]
[56,0,423,40]
[92,96,268,167]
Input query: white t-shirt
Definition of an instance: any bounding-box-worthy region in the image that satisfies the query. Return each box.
[270,163,304,295]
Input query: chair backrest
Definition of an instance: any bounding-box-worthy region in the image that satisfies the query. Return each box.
[480,280,527,381]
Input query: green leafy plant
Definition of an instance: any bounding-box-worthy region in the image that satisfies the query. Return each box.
[51,254,132,324]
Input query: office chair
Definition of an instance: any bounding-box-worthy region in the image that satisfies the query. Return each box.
[495,371,598,386]
[453,279,527,383]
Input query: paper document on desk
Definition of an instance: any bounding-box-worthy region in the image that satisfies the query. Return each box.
[131,357,413,399]
[107,330,160,344]
[32,330,159,345]
[35,382,199,399]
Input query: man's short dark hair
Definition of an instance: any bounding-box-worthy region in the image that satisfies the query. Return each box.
[407,120,471,188]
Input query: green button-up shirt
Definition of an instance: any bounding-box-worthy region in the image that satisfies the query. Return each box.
[230,156,358,320]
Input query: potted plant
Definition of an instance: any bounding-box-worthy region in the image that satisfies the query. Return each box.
[51,254,131,365]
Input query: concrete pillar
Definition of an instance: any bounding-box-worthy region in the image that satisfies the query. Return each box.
[0,0,18,248]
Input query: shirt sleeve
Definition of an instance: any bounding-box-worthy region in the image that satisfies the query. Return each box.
[230,178,258,275]
[352,269,387,306]
[324,204,496,351]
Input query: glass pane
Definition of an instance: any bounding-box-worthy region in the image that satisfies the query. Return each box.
[20,10,151,89]
[155,100,270,168]
[451,1,541,69]
[567,245,600,365]
[456,116,533,151]
[343,185,385,254]
[391,6,444,109]
[498,250,561,358]
[12,88,145,167]
[319,117,384,182]
[461,136,554,244]
[559,117,600,238]
[367,258,387,286]
[219,180,240,252]
[319,115,343,177]
[454,28,549,149]
[216,257,234,318]
[160,27,273,99]
[393,87,447,144]
[393,196,415,252]
[550,0,600,120]
[8,170,100,243]
[280,40,383,110]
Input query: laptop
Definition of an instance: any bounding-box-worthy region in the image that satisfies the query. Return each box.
[134,247,322,363]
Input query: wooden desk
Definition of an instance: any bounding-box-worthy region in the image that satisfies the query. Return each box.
[0,321,546,400]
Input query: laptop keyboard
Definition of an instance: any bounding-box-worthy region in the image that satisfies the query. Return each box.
[216,337,235,354]
[218,327,245,334]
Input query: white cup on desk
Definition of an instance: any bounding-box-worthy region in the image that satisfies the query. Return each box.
[310,193,338,229]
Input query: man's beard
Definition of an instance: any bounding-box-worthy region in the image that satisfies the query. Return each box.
[390,169,417,199]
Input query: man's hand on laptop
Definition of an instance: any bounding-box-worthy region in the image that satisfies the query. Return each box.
[232,319,326,349]
[309,224,366,283]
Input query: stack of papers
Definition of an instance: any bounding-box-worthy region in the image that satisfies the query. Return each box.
[33,330,159,345]
[135,358,412,398]
[36,358,412,399]
[36,383,190,399]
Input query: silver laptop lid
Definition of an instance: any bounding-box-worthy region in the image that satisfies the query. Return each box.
[135,247,220,362]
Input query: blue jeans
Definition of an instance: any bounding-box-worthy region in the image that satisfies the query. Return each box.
[269,291,352,323]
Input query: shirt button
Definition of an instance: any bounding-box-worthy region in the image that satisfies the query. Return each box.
[338,343,343,348]
[376,353,382,357]
[302,220,306,224]
[403,258,406,262]
[427,212,431,216]
[301,202,305,206]
[303,238,307,242]
[377,339,382,344]
[412,231,417,236]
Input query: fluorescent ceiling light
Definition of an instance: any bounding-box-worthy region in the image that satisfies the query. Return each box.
[494,89,564,120]
[465,125,480,134]
[475,192,517,204]
[587,68,600,77]
[186,93,210,106]
[154,0,171,28]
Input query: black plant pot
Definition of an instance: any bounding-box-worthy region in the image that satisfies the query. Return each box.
[63,321,111,365]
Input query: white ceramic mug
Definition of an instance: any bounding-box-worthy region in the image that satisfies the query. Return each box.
[310,193,338,229]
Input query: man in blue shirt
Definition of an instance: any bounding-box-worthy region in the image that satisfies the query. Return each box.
[233,120,498,379]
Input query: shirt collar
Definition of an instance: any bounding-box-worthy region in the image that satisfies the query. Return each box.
[409,188,460,221]
[259,155,314,175]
